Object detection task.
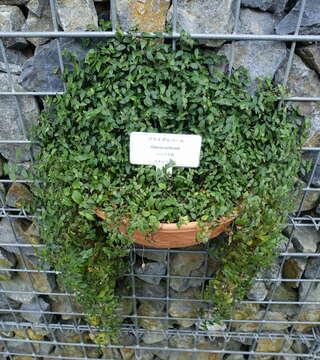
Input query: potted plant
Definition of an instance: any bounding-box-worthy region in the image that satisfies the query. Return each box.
[95,208,236,248]
[32,28,307,333]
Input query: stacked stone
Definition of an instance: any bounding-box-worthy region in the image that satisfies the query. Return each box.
[0,0,320,359]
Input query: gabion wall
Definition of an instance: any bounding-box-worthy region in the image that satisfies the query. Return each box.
[0,0,320,359]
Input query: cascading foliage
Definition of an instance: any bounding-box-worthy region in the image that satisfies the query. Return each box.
[32,27,307,334]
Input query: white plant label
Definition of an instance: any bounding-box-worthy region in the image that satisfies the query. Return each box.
[130,132,202,170]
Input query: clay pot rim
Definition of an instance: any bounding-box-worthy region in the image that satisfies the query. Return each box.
[95,208,237,231]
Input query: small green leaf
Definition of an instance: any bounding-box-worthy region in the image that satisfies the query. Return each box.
[71,190,82,204]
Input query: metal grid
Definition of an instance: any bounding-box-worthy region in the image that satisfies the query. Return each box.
[0,0,320,358]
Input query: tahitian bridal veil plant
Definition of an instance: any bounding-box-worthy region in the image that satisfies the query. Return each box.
[32,28,308,334]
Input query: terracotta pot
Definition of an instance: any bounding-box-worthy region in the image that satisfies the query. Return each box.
[96,209,236,248]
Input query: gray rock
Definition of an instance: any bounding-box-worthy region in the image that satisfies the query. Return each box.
[169,349,194,360]
[293,180,319,211]
[53,328,103,358]
[0,255,55,303]
[117,0,170,32]
[138,301,168,330]
[116,331,137,346]
[164,343,224,360]
[276,0,320,35]
[23,255,56,293]
[56,0,98,31]
[29,334,54,357]
[304,257,320,279]
[222,340,242,353]
[241,0,289,13]
[113,333,135,360]
[101,348,122,360]
[135,261,166,285]
[282,257,307,288]
[20,296,50,322]
[137,350,154,360]
[44,345,100,359]
[147,340,170,360]
[275,54,320,148]
[262,262,281,288]
[240,8,276,35]
[0,48,27,75]
[188,258,216,289]
[295,308,320,332]
[300,191,320,211]
[0,293,20,311]
[297,45,320,76]
[119,347,135,360]
[50,294,82,320]
[6,335,54,355]
[0,73,39,162]
[0,314,26,337]
[135,278,166,299]
[27,0,46,17]
[26,222,39,244]
[19,38,94,92]
[270,284,299,318]
[53,330,102,358]
[0,272,35,303]
[226,356,245,360]
[0,5,27,49]
[291,340,309,355]
[116,297,133,317]
[247,281,268,301]
[0,247,16,270]
[234,7,288,92]
[16,326,50,339]
[255,338,292,356]
[276,233,295,254]
[169,288,204,328]
[142,331,167,345]
[232,303,260,332]
[168,298,199,328]
[0,248,16,281]
[22,0,54,47]
[168,279,187,295]
[136,248,167,262]
[299,281,320,310]
[6,182,32,208]
[168,334,193,357]
[170,0,236,48]
[0,218,36,256]
[170,252,204,292]
[238,310,289,332]
[218,41,287,93]
[301,150,320,187]
[284,226,319,253]
[55,326,86,343]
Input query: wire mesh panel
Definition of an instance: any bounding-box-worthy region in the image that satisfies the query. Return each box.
[0,0,320,359]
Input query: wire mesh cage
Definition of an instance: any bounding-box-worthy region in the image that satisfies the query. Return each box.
[0,0,320,359]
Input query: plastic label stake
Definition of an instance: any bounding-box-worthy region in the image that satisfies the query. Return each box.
[130,132,202,173]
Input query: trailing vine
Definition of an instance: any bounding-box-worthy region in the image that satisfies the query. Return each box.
[32,26,307,334]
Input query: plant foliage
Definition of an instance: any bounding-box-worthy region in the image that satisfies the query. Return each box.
[32,27,307,334]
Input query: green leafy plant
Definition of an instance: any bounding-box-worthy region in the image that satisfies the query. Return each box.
[32,27,307,334]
